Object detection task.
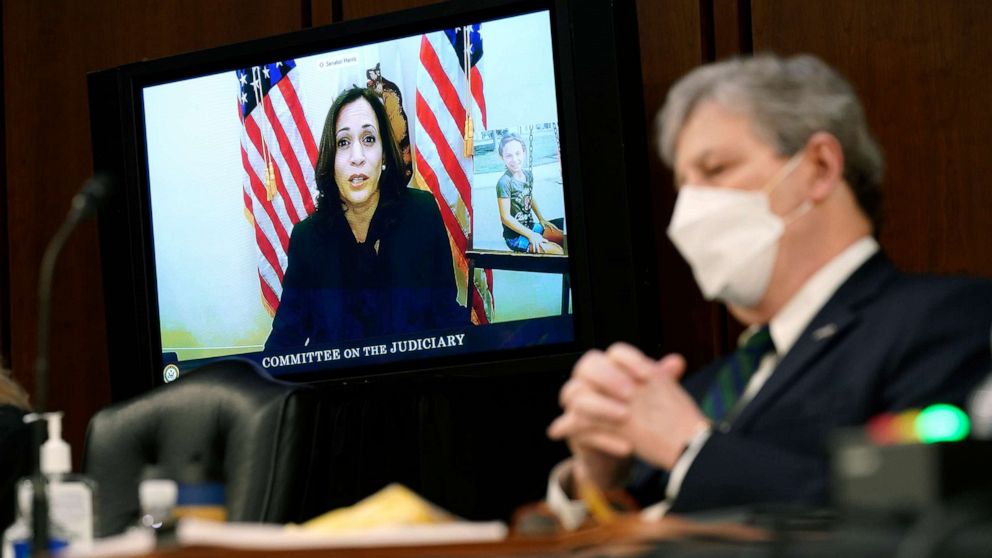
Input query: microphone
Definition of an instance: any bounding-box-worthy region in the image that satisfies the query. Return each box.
[35,174,113,412]
[30,174,113,556]
[67,175,113,225]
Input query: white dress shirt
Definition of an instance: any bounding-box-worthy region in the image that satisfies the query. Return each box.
[549,236,880,528]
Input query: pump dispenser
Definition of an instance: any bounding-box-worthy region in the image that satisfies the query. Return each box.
[40,412,71,477]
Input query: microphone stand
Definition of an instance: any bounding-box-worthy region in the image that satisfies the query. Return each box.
[30,176,111,557]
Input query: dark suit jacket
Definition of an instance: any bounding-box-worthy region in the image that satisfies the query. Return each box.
[629,253,992,513]
[266,188,466,350]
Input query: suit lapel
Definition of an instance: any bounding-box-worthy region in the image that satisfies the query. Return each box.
[730,253,899,429]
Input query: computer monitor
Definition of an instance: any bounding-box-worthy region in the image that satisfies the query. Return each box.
[89,0,658,400]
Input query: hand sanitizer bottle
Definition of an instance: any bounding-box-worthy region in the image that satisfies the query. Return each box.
[12,412,97,554]
[41,412,96,550]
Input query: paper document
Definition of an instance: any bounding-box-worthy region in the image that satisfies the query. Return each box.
[177,518,508,549]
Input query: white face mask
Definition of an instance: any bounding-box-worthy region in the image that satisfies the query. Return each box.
[667,152,809,308]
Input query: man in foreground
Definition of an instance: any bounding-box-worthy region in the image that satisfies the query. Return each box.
[547,53,992,524]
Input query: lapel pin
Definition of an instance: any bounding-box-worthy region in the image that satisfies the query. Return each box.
[812,323,838,341]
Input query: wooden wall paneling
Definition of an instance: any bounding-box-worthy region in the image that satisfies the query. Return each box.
[3,0,306,465]
[339,0,442,21]
[0,3,9,371]
[711,0,752,60]
[636,0,730,371]
[751,0,992,278]
[309,0,338,27]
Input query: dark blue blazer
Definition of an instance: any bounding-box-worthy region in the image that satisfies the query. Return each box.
[265,188,466,350]
[630,253,992,513]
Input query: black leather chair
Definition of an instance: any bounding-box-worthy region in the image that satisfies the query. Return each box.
[82,359,319,536]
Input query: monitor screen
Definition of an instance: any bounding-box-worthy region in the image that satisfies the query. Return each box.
[137,9,573,381]
[91,0,656,397]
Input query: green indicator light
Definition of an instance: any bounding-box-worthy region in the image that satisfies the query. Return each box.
[915,404,970,443]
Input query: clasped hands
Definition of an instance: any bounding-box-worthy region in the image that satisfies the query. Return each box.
[547,343,709,490]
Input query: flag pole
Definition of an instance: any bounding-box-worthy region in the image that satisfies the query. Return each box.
[252,66,277,200]
[462,26,474,158]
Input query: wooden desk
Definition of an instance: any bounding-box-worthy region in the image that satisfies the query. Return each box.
[136,516,767,558]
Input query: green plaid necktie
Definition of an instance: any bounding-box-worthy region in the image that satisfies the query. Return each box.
[701,326,775,422]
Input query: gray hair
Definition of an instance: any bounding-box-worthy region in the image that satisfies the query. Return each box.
[657,53,885,230]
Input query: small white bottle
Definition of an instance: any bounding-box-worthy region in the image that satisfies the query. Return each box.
[137,478,177,531]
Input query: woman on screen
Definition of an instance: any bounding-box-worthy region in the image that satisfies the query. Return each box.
[265,87,465,350]
[495,133,564,254]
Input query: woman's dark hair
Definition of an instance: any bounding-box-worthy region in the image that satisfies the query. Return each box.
[314,86,406,216]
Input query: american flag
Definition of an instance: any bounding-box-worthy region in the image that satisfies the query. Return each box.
[414,25,495,324]
[237,60,318,315]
